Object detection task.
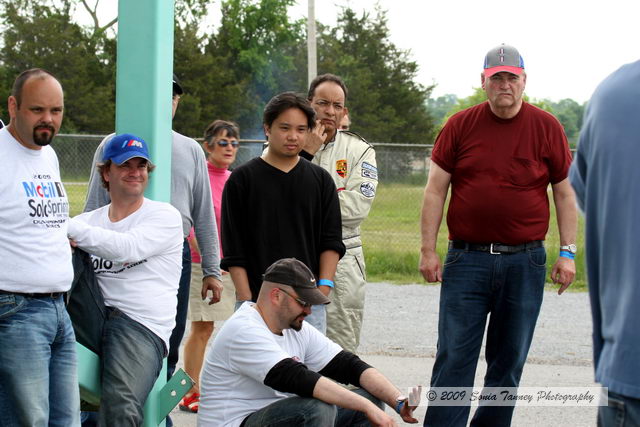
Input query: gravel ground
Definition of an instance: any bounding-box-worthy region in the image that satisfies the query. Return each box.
[170,282,597,426]
[358,282,593,367]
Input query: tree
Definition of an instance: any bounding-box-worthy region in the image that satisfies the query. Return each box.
[317,7,435,145]
[0,0,116,133]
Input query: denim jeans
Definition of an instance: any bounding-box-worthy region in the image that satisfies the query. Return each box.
[98,307,164,426]
[306,304,327,334]
[598,391,640,427]
[424,246,546,427]
[0,293,80,427]
[241,388,383,427]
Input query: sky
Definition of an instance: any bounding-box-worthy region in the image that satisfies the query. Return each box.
[81,0,640,104]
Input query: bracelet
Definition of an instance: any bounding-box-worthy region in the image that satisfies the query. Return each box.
[317,279,334,288]
[395,399,406,414]
[559,250,575,260]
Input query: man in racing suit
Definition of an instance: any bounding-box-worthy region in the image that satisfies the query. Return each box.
[301,73,377,353]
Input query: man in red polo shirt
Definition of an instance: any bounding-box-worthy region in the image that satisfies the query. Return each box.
[419,44,577,426]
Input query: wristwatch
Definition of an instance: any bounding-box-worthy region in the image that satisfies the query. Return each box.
[560,244,577,254]
[395,395,408,414]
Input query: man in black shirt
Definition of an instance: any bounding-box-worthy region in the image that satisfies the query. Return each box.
[221,92,345,333]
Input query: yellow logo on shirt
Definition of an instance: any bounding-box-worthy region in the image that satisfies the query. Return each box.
[336,159,347,178]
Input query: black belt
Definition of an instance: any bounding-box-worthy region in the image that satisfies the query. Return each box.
[449,240,543,254]
[0,290,64,299]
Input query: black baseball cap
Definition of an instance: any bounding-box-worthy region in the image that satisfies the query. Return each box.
[263,258,330,306]
[173,74,184,95]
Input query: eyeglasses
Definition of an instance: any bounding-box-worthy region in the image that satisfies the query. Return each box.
[209,139,239,148]
[277,288,311,308]
[314,99,344,112]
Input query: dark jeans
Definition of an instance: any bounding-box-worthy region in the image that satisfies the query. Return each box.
[424,246,546,427]
[167,240,191,379]
[242,388,383,427]
[599,391,640,427]
[165,240,191,427]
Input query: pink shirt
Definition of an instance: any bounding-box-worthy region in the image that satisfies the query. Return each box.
[190,161,231,263]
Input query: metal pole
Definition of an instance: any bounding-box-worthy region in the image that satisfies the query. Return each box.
[307,0,317,87]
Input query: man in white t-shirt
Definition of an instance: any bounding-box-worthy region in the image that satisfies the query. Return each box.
[198,258,420,427]
[68,133,183,425]
[0,68,80,426]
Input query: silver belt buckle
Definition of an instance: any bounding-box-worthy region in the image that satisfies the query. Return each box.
[490,243,500,255]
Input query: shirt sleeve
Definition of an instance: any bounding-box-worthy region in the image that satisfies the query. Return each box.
[83,135,112,212]
[300,322,343,371]
[68,205,183,263]
[189,142,221,279]
[430,118,459,174]
[338,144,378,229]
[220,171,247,270]
[545,117,573,184]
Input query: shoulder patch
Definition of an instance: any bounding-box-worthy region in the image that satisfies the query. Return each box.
[361,162,378,180]
[360,182,376,198]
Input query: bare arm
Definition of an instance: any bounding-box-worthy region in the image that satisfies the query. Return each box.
[550,178,578,294]
[419,162,452,283]
[358,368,419,423]
[229,266,252,301]
[318,249,340,296]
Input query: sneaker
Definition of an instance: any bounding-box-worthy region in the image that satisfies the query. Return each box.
[179,393,200,413]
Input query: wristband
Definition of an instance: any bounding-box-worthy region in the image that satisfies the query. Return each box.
[559,250,575,260]
[318,279,334,288]
[395,397,407,414]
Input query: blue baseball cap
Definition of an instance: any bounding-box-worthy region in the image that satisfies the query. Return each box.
[102,133,152,165]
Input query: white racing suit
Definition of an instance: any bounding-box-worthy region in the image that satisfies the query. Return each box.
[308,130,377,353]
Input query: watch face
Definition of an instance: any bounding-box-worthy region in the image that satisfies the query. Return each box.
[568,244,577,253]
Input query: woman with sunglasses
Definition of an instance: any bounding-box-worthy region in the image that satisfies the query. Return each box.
[180,120,240,413]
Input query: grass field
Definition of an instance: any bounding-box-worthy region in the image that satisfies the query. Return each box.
[65,181,587,290]
[361,183,587,290]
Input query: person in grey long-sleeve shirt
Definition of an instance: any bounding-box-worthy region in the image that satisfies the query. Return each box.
[83,77,222,396]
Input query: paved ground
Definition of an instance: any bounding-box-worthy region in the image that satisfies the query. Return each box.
[169,283,598,426]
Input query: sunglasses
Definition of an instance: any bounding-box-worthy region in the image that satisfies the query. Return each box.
[210,139,239,148]
[277,288,312,308]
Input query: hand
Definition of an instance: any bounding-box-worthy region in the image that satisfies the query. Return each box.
[400,386,422,424]
[365,405,398,427]
[551,256,576,295]
[201,276,223,305]
[303,120,328,155]
[419,250,442,283]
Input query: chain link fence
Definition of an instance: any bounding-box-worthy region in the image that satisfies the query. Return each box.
[57,134,432,259]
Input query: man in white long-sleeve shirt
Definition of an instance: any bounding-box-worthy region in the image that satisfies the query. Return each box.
[68,133,183,425]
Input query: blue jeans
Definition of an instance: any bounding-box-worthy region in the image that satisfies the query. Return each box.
[241,388,383,427]
[599,391,640,427]
[98,307,165,426]
[306,304,327,334]
[424,246,546,427]
[0,293,80,427]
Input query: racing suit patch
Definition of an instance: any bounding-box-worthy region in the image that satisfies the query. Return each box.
[336,159,347,178]
[361,162,378,180]
[360,182,376,198]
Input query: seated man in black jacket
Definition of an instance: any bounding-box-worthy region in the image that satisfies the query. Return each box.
[198,258,420,426]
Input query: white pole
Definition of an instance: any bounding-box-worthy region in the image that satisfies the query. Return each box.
[307,0,317,87]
